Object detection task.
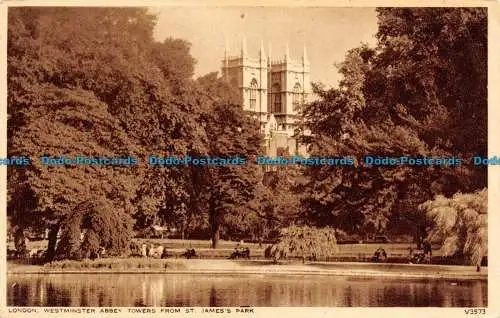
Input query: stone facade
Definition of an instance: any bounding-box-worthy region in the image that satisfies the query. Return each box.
[221,39,310,157]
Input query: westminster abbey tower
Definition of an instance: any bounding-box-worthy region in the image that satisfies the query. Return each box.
[221,38,311,156]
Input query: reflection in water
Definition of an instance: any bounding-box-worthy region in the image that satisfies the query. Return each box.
[7,274,487,307]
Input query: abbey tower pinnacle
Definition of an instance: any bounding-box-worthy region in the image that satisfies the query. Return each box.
[221,38,310,156]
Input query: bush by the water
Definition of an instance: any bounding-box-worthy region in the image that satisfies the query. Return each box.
[44,258,187,270]
[420,188,487,266]
[267,225,338,262]
[56,199,134,260]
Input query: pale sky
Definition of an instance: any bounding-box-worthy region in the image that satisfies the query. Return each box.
[152,7,378,87]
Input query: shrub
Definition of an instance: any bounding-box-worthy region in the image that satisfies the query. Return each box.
[56,199,134,260]
[420,188,487,265]
[268,225,338,262]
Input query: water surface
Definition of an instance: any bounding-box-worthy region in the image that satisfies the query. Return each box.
[7,273,487,307]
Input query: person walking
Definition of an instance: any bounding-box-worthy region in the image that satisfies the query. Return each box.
[423,239,432,264]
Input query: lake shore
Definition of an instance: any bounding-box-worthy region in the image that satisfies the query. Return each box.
[7,259,487,280]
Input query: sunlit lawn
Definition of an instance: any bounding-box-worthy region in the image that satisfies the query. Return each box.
[7,238,442,258]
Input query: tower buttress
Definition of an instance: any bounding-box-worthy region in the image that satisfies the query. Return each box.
[268,42,272,66]
[302,43,309,65]
[285,41,291,62]
[241,36,247,60]
[260,40,266,61]
[224,38,229,80]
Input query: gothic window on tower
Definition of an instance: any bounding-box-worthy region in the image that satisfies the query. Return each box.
[272,83,281,113]
[293,83,302,111]
[249,79,258,110]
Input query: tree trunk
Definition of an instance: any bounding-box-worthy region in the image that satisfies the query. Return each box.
[209,202,220,249]
[46,223,60,262]
[14,227,27,255]
[413,227,421,249]
[181,215,187,241]
[211,224,220,249]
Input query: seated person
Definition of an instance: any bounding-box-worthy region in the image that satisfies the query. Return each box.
[372,247,387,262]
[230,246,250,259]
[182,248,196,259]
[408,246,425,264]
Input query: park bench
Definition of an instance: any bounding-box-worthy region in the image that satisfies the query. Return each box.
[182,248,197,259]
[229,247,250,259]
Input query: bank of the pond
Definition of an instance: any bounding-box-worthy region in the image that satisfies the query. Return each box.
[7,259,487,280]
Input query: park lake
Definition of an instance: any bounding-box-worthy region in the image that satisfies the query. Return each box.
[8,272,486,307]
[7,259,487,307]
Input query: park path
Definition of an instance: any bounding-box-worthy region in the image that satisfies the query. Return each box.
[8,259,487,280]
[167,259,486,280]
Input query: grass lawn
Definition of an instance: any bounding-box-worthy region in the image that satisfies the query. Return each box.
[7,238,442,259]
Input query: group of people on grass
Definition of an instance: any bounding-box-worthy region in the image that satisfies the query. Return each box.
[230,245,251,259]
[371,241,432,264]
[129,241,252,260]
[407,241,432,264]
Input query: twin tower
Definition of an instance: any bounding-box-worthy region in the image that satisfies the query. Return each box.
[221,38,311,156]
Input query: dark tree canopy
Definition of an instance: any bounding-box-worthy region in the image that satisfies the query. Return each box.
[299,8,487,239]
[7,7,266,256]
[7,7,488,259]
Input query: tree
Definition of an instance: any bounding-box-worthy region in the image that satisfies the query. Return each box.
[269,225,338,263]
[204,108,262,248]
[7,8,205,259]
[194,74,263,248]
[222,166,303,243]
[299,8,487,240]
[419,188,487,266]
[56,199,134,260]
[9,87,141,260]
[150,38,196,92]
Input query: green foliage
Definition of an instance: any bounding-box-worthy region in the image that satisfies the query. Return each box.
[8,7,264,253]
[222,166,303,242]
[420,188,487,265]
[8,7,488,257]
[150,37,196,91]
[7,7,203,257]
[299,8,487,239]
[269,225,338,262]
[191,75,263,247]
[56,199,134,260]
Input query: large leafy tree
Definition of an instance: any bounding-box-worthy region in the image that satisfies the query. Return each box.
[222,166,303,243]
[194,73,263,248]
[9,87,141,260]
[7,8,204,259]
[300,8,487,239]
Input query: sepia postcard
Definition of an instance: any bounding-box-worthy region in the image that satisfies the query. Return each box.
[0,0,499,317]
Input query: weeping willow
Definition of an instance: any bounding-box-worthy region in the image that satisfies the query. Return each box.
[269,225,338,262]
[419,188,487,265]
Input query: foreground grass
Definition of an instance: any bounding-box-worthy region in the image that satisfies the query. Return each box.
[7,238,263,253]
[8,238,441,256]
[43,258,188,271]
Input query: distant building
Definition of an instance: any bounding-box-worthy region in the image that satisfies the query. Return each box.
[221,38,311,157]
